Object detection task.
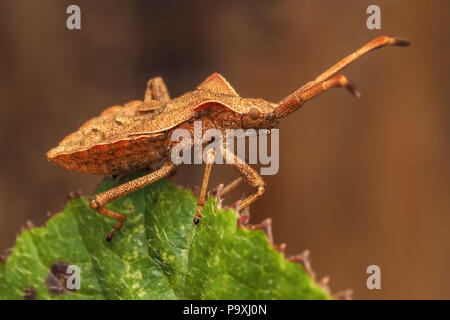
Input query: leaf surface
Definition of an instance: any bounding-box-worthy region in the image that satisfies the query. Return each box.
[0,175,329,300]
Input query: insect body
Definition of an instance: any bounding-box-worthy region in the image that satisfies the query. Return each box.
[47,36,409,241]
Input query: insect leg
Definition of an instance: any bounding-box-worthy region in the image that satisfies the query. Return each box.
[90,160,175,241]
[219,176,244,197]
[144,77,171,102]
[193,149,215,225]
[220,147,265,211]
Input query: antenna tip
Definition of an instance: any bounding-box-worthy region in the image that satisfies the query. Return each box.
[392,37,410,47]
[336,74,361,98]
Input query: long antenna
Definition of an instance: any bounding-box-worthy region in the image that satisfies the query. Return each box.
[295,36,409,97]
[273,36,410,118]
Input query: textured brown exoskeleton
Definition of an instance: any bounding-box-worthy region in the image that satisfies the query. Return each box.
[47,36,409,241]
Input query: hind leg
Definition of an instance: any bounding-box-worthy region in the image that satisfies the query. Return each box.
[91,161,175,241]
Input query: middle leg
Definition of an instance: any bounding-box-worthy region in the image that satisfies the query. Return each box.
[193,149,216,225]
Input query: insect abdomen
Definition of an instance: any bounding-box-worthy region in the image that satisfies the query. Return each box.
[48,136,166,175]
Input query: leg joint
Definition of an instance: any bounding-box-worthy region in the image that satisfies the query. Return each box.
[257,186,265,196]
[90,197,100,210]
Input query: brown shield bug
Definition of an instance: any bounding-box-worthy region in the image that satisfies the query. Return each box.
[47,36,409,241]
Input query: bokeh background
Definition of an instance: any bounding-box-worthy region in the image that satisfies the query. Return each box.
[1,0,449,299]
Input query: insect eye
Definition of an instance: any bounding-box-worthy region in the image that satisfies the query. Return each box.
[250,108,260,120]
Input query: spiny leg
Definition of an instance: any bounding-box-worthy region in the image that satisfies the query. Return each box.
[193,149,216,225]
[145,77,171,102]
[239,186,265,211]
[221,146,265,212]
[91,161,175,241]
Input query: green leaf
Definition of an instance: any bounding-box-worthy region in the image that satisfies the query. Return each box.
[0,174,330,300]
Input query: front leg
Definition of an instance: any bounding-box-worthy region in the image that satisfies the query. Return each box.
[220,146,265,211]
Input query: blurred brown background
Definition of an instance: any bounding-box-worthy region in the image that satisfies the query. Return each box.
[1,0,449,299]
